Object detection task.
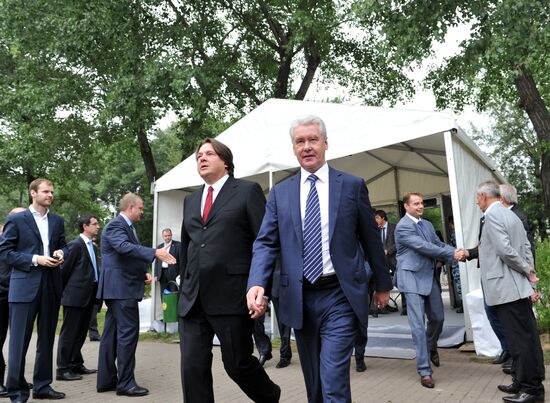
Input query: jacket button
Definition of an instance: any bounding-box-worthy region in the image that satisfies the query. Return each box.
[203,226,207,230]
[200,243,205,248]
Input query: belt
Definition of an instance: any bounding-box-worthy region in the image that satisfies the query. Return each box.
[303,274,339,290]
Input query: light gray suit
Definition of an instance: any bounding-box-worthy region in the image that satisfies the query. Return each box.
[479,202,533,306]
[479,202,544,396]
[395,214,455,377]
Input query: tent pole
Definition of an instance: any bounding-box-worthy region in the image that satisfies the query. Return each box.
[268,171,279,340]
[443,131,473,340]
[150,186,159,330]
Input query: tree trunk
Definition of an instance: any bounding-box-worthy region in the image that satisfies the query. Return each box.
[136,123,158,186]
[515,65,550,226]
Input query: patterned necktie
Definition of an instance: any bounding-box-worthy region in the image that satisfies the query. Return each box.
[417,220,427,238]
[203,186,214,223]
[87,240,98,282]
[303,174,323,284]
[129,224,139,242]
[381,226,386,245]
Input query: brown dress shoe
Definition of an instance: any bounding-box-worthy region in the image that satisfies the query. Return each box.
[420,375,434,388]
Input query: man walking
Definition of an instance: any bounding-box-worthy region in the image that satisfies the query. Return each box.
[247,116,392,402]
[475,181,544,403]
[0,179,68,402]
[96,193,175,397]
[56,215,101,381]
[394,192,463,388]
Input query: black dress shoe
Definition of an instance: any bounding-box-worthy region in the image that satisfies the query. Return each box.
[400,309,407,316]
[493,351,512,365]
[502,392,545,402]
[430,350,440,367]
[503,358,513,368]
[503,367,513,375]
[33,389,66,400]
[420,375,434,388]
[498,384,521,394]
[116,386,149,397]
[0,384,7,397]
[456,307,464,313]
[276,357,291,368]
[56,370,83,381]
[355,360,367,372]
[259,352,273,366]
[72,366,97,375]
[97,385,117,393]
[89,336,101,342]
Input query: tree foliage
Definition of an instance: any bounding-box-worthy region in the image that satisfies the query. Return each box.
[356,0,550,224]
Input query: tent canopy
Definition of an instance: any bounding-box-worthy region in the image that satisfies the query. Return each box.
[152,98,505,343]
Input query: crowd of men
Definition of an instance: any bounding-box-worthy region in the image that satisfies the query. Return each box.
[0,115,545,403]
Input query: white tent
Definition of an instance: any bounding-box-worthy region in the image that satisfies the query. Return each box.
[152,98,505,342]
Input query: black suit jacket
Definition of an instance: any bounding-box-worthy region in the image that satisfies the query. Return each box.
[154,240,181,283]
[511,204,536,260]
[0,260,10,298]
[383,222,397,272]
[178,177,266,317]
[61,237,99,307]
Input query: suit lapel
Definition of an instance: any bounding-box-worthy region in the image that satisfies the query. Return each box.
[48,213,56,248]
[328,167,343,242]
[119,215,139,244]
[23,210,42,244]
[79,237,93,266]
[205,177,239,225]
[289,173,303,247]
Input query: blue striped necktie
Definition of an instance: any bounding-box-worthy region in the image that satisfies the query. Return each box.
[303,174,323,284]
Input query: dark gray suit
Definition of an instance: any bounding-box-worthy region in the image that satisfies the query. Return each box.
[154,240,180,293]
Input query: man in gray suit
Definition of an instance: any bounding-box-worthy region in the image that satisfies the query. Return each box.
[476,181,544,403]
[395,192,463,389]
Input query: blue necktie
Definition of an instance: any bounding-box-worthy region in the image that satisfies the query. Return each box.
[303,174,323,284]
[87,240,98,282]
[417,220,428,238]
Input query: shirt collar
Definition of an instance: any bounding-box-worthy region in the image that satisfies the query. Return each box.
[300,163,329,184]
[120,213,133,227]
[205,174,229,192]
[484,200,501,215]
[80,233,93,244]
[29,205,48,218]
[406,213,421,224]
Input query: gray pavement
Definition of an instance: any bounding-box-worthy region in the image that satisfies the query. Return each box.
[2,334,548,402]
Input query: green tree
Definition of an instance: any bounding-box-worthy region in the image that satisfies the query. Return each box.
[356,0,550,222]
[471,103,547,238]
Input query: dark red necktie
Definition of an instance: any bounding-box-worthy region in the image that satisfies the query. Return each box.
[202,186,214,223]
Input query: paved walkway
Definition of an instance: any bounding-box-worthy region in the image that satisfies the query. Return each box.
[2,335,547,402]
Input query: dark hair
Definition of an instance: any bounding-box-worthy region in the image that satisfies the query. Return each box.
[402,192,423,205]
[374,210,387,221]
[29,178,53,194]
[195,138,234,177]
[78,214,98,234]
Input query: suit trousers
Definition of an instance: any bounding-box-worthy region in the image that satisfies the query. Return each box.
[7,270,60,402]
[57,289,97,373]
[97,299,140,392]
[0,294,8,385]
[403,278,444,377]
[494,298,545,396]
[179,299,280,403]
[295,283,357,403]
[88,303,101,340]
[252,314,272,356]
[272,297,292,361]
[484,300,509,353]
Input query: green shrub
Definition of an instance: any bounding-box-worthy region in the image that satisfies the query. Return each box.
[534,240,550,333]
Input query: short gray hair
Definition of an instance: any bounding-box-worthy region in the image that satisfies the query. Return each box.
[499,184,518,205]
[476,181,500,198]
[289,115,327,141]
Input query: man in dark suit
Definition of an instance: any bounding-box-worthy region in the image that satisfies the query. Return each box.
[247,116,392,402]
[0,179,69,402]
[271,260,292,369]
[154,228,180,293]
[394,192,463,389]
[0,208,26,398]
[56,215,101,381]
[96,193,175,397]
[178,138,280,403]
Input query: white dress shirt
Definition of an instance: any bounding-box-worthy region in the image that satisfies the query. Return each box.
[200,174,229,215]
[30,205,50,266]
[300,163,335,276]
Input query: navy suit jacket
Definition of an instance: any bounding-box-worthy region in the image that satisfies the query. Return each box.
[97,214,155,300]
[0,209,67,303]
[61,237,99,307]
[395,215,455,296]
[248,167,392,332]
